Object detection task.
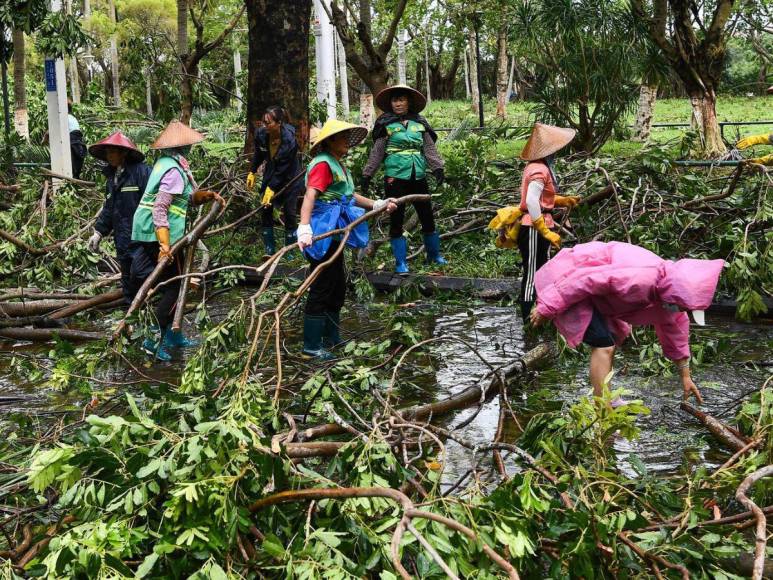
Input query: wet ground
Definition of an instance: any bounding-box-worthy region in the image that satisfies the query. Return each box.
[0,293,770,484]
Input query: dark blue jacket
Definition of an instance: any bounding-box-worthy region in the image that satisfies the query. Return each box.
[94,160,152,259]
[250,123,303,199]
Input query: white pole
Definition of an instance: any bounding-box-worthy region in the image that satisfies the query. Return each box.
[233,47,243,114]
[423,35,431,104]
[463,47,470,99]
[45,0,72,183]
[336,32,349,118]
[505,54,515,103]
[397,29,407,84]
[313,0,336,120]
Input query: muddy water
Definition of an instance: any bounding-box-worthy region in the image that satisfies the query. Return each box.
[0,294,770,482]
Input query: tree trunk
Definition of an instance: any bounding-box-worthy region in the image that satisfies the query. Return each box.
[689,90,725,157]
[11,27,27,140]
[108,0,120,107]
[505,55,515,103]
[359,85,375,130]
[336,32,349,117]
[468,31,479,113]
[145,66,153,117]
[633,83,657,141]
[495,24,508,119]
[246,0,311,152]
[177,0,191,124]
[397,29,406,84]
[463,47,470,99]
[423,35,431,104]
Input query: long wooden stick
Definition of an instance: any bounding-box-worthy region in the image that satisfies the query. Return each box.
[172,244,196,331]
[112,198,224,340]
[680,402,752,452]
[49,289,124,320]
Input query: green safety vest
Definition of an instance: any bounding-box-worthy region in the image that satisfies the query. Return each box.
[131,155,192,244]
[305,152,354,202]
[384,120,427,180]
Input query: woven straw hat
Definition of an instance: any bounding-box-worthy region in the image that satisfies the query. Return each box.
[310,119,368,155]
[520,123,576,161]
[89,131,144,163]
[151,120,205,150]
[767,85,773,95]
[375,84,428,114]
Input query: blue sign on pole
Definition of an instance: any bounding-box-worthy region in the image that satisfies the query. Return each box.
[44,59,57,92]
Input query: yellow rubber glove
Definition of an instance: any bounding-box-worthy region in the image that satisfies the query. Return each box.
[261,186,276,207]
[748,153,773,166]
[246,172,256,190]
[532,215,561,249]
[488,206,523,249]
[737,134,771,149]
[155,227,172,263]
[553,195,581,208]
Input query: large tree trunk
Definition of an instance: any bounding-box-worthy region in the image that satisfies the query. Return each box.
[12,27,27,140]
[633,83,657,141]
[145,66,153,117]
[246,0,311,151]
[689,90,724,157]
[495,24,508,119]
[108,0,120,107]
[468,31,479,113]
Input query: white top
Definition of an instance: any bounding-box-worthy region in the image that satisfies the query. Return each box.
[68,114,80,133]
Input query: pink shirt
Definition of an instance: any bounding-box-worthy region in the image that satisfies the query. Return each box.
[152,169,186,229]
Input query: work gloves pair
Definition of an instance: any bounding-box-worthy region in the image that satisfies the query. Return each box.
[736,133,772,165]
[360,168,445,196]
[246,172,278,206]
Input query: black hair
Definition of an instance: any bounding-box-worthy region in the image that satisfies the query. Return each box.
[264,105,290,125]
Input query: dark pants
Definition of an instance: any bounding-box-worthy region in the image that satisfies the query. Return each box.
[128,242,181,329]
[305,240,346,316]
[582,308,616,347]
[384,176,435,238]
[517,225,550,322]
[70,131,87,179]
[119,256,134,305]
[261,191,298,235]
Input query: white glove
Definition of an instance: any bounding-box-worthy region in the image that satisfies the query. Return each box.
[373,199,387,212]
[297,223,313,251]
[87,231,102,252]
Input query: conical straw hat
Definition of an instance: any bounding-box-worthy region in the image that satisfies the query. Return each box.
[375,84,428,114]
[89,131,144,163]
[310,119,368,155]
[151,120,205,150]
[520,123,576,161]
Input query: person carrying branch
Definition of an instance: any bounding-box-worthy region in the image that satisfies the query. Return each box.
[736,131,773,166]
[489,123,580,323]
[529,241,724,406]
[361,84,446,274]
[88,132,151,304]
[246,106,304,255]
[297,119,398,360]
[129,120,223,361]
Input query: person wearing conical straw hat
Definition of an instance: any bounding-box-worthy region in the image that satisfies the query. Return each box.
[129,120,223,361]
[297,119,398,360]
[361,84,447,274]
[515,122,579,324]
[87,132,152,304]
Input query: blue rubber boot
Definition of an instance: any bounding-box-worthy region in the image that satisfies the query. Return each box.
[390,237,410,274]
[142,335,172,362]
[322,310,342,349]
[423,232,448,265]
[284,232,297,260]
[302,314,335,361]
[163,327,200,348]
[262,227,276,255]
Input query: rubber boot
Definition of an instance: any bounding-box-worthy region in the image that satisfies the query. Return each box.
[390,237,410,274]
[163,327,200,348]
[322,310,342,349]
[520,301,534,325]
[302,314,335,361]
[262,227,276,256]
[284,232,297,260]
[142,332,172,362]
[423,232,448,265]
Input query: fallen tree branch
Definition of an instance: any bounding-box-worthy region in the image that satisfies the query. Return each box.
[0,328,105,342]
[49,289,124,320]
[680,402,752,452]
[735,464,773,580]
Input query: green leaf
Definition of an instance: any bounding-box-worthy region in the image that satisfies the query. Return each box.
[135,553,159,578]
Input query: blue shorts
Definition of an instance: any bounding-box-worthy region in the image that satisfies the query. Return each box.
[582,308,616,348]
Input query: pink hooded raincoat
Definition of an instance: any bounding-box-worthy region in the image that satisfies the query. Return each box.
[534,242,724,360]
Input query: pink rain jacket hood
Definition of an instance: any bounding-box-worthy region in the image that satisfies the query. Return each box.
[534,242,724,360]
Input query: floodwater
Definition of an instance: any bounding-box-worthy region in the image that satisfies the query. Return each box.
[0,295,770,485]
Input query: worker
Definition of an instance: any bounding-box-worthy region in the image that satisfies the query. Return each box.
[68,100,87,179]
[736,131,773,166]
[129,120,223,361]
[87,132,151,303]
[297,119,397,360]
[246,106,303,255]
[504,123,580,323]
[529,241,724,405]
[361,84,446,274]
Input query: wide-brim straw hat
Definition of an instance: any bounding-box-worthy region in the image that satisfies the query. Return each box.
[89,131,144,163]
[310,119,368,155]
[375,84,428,114]
[520,123,577,161]
[767,85,773,95]
[151,120,205,150]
